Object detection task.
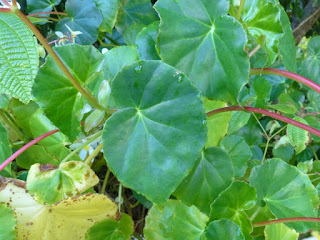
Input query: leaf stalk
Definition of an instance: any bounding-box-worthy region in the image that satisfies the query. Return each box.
[253,217,320,227]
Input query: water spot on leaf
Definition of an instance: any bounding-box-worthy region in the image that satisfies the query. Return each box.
[135,65,142,73]
[197,92,201,100]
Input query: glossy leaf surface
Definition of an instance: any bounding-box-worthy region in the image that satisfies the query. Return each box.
[103,60,207,203]
[94,0,119,33]
[136,21,160,60]
[250,158,318,232]
[265,223,299,240]
[205,219,245,240]
[210,181,257,240]
[144,200,208,240]
[0,13,38,103]
[155,0,249,103]
[56,0,103,45]
[33,44,104,141]
[174,147,234,214]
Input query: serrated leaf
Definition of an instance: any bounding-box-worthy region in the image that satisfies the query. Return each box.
[205,219,245,240]
[174,147,234,214]
[220,136,252,177]
[0,13,38,103]
[144,200,208,240]
[116,0,158,34]
[0,122,11,177]
[250,158,319,232]
[287,117,310,154]
[300,36,320,84]
[27,161,99,204]
[56,0,103,45]
[0,203,16,240]
[102,60,207,203]
[205,100,231,147]
[94,0,119,33]
[265,223,299,240]
[155,0,249,103]
[136,21,160,60]
[33,44,104,141]
[210,181,257,240]
[240,0,283,66]
[0,177,118,239]
[227,111,251,135]
[85,213,134,240]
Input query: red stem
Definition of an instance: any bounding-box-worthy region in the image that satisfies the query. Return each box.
[250,68,320,94]
[207,106,320,137]
[253,217,320,227]
[27,11,68,17]
[0,129,59,172]
[0,8,11,13]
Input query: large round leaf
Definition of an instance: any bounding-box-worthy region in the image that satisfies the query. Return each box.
[250,158,319,232]
[205,219,245,240]
[56,0,102,45]
[155,0,249,103]
[102,60,207,203]
[174,147,234,214]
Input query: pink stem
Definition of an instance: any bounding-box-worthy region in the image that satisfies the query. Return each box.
[1,0,10,7]
[207,106,320,137]
[0,129,59,172]
[250,68,320,94]
[253,217,320,227]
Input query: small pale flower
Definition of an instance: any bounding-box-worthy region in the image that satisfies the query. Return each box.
[65,24,82,43]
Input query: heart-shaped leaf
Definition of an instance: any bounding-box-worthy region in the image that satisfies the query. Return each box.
[103,60,207,203]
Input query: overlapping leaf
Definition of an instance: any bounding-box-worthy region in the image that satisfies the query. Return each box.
[85,213,134,240]
[205,219,245,240]
[0,203,16,240]
[174,147,234,214]
[210,181,257,240]
[0,177,118,239]
[56,0,103,45]
[94,0,119,33]
[33,44,104,141]
[136,21,160,60]
[250,158,319,232]
[155,0,249,103]
[287,117,310,154]
[0,13,38,103]
[27,161,99,204]
[103,60,207,203]
[265,223,299,240]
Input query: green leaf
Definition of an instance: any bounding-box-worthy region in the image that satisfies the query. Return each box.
[0,122,11,177]
[210,181,257,240]
[287,117,310,154]
[103,46,139,82]
[205,219,245,240]
[85,213,133,240]
[155,0,249,103]
[0,13,38,103]
[220,136,252,178]
[300,36,320,84]
[250,158,319,232]
[240,0,283,66]
[84,109,105,132]
[205,100,231,147]
[27,161,99,204]
[33,44,104,141]
[265,223,299,240]
[0,203,16,240]
[94,0,119,33]
[27,0,61,15]
[102,60,207,203]
[116,0,159,34]
[227,111,251,135]
[268,93,298,114]
[136,21,160,60]
[0,94,10,110]
[0,179,118,239]
[55,0,103,45]
[123,23,145,45]
[144,200,209,240]
[174,147,234,214]
[272,136,294,162]
[251,77,271,109]
[278,7,297,73]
